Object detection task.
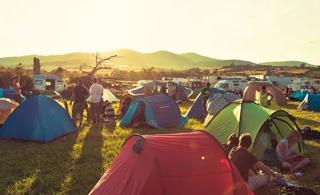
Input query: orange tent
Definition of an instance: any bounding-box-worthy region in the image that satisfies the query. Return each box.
[243,81,287,106]
[0,98,19,124]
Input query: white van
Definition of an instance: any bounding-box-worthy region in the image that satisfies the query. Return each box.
[32,75,65,92]
[214,79,248,93]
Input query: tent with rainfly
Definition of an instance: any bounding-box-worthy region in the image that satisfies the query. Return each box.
[186,87,226,118]
[89,131,253,195]
[204,100,303,159]
[120,95,188,129]
[290,90,311,102]
[298,94,320,112]
[0,96,77,142]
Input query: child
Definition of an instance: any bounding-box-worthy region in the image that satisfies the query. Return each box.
[103,100,115,122]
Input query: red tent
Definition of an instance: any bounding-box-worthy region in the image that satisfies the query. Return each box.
[89,131,252,195]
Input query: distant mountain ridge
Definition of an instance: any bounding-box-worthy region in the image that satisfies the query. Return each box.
[260,61,314,67]
[0,49,317,70]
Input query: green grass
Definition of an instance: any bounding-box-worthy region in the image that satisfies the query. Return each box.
[0,101,319,194]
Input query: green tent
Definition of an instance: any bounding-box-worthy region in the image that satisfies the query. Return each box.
[204,100,303,159]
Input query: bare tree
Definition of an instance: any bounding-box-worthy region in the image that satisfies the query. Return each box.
[80,52,118,78]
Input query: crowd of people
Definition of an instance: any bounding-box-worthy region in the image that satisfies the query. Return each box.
[71,78,115,127]
[222,131,310,191]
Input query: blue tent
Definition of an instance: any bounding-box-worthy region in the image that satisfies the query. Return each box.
[0,88,16,99]
[308,94,320,112]
[290,90,310,101]
[120,95,188,129]
[0,96,77,142]
[299,94,320,112]
[0,88,26,102]
[186,88,225,118]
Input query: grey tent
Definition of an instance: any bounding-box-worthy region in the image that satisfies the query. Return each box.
[206,92,240,116]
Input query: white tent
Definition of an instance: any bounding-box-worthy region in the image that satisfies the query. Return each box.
[102,89,119,103]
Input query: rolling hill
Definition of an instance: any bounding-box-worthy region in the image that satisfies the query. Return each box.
[260,61,314,67]
[0,49,317,70]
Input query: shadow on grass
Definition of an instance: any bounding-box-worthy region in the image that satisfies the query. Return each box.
[0,132,78,194]
[296,142,320,193]
[294,116,320,130]
[68,125,105,195]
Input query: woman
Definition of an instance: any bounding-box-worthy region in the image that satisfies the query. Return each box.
[258,86,273,107]
[276,132,310,172]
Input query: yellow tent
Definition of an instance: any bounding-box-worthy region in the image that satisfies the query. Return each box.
[0,98,19,124]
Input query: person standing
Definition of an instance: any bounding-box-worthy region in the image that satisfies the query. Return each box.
[258,86,273,107]
[72,80,88,126]
[88,78,104,124]
[201,83,211,113]
[11,76,22,103]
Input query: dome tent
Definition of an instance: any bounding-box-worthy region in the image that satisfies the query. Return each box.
[186,87,227,118]
[298,93,320,112]
[243,81,287,106]
[0,96,77,142]
[204,100,303,159]
[120,95,187,129]
[206,92,240,116]
[290,90,310,102]
[128,80,192,102]
[89,131,252,195]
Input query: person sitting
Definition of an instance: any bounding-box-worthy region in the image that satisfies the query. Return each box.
[258,86,273,108]
[276,131,310,172]
[263,138,281,168]
[222,133,239,155]
[229,133,281,191]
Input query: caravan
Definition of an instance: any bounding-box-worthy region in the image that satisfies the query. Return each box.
[214,78,248,93]
[32,75,65,92]
[288,77,320,91]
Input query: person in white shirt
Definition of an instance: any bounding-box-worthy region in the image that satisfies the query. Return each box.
[89,78,104,124]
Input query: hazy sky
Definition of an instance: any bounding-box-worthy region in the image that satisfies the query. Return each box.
[1,0,319,64]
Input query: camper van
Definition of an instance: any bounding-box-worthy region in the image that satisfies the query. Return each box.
[32,75,65,92]
[214,79,248,93]
[288,77,320,91]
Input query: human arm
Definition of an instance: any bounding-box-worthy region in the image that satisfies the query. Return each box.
[278,143,301,162]
[253,161,281,178]
[89,85,93,96]
[267,92,274,101]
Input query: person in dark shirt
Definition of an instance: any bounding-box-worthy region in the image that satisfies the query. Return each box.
[201,83,211,113]
[72,80,89,126]
[102,100,115,121]
[229,133,281,191]
[222,133,239,155]
[160,85,167,95]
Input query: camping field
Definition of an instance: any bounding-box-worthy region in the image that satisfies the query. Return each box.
[0,101,319,195]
